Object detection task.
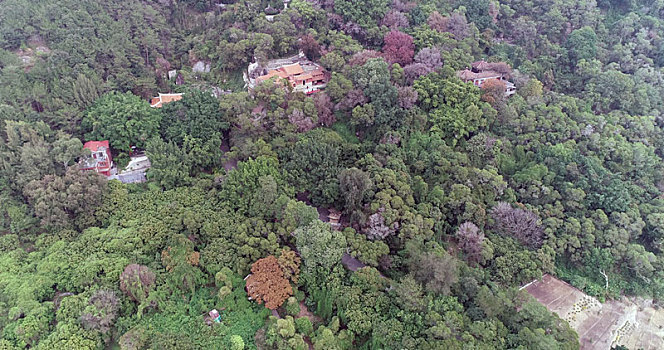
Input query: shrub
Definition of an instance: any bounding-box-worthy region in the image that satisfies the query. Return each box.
[230,335,245,350]
[286,297,300,316]
[295,317,313,336]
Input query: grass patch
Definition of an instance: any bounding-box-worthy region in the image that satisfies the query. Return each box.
[331,121,359,144]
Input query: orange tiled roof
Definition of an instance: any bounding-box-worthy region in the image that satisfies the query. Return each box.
[150,93,183,108]
[458,69,475,80]
[83,140,110,152]
[294,73,313,81]
[256,69,290,83]
[472,60,492,71]
[161,94,182,104]
[457,69,502,81]
[280,63,304,76]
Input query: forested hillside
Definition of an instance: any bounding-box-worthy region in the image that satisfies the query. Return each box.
[1,0,664,348]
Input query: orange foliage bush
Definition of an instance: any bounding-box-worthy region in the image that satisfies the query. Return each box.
[481,79,506,106]
[246,256,293,309]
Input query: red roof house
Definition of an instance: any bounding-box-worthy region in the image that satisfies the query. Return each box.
[80,140,113,176]
[255,62,328,94]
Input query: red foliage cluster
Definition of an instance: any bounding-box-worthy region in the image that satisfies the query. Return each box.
[427,11,470,40]
[335,89,368,111]
[397,86,418,109]
[481,79,507,106]
[414,47,442,70]
[382,30,415,66]
[299,34,321,61]
[403,63,433,84]
[289,109,316,133]
[381,10,409,29]
[313,93,335,126]
[348,49,382,67]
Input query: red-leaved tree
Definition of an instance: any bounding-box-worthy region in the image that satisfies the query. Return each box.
[397,86,418,109]
[313,93,335,126]
[383,30,415,66]
[414,47,442,71]
[120,264,156,303]
[381,10,409,29]
[481,79,507,107]
[403,63,433,84]
[348,50,382,67]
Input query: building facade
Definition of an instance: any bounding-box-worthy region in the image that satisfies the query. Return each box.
[255,63,327,94]
[246,53,329,94]
[457,61,516,96]
[80,140,113,176]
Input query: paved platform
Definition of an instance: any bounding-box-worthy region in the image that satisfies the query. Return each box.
[524,274,664,350]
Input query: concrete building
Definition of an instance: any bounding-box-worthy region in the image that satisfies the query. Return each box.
[245,53,328,94]
[457,60,516,96]
[108,154,151,184]
[80,140,113,176]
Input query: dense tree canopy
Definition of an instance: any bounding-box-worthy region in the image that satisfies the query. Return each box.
[2,0,664,348]
[82,92,161,153]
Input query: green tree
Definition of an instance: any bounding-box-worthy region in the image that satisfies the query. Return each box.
[338,168,372,215]
[351,58,402,133]
[160,90,229,146]
[23,168,107,229]
[72,74,102,111]
[230,335,245,350]
[414,72,489,143]
[333,0,390,32]
[50,133,84,171]
[295,220,346,288]
[35,323,100,350]
[145,137,191,189]
[285,130,343,207]
[83,91,161,153]
[566,27,598,66]
[326,73,354,103]
[219,156,293,217]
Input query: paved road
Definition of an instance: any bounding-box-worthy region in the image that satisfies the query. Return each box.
[341,253,366,272]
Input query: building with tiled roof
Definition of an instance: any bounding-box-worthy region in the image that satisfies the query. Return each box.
[281,63,304,76]
[80,140,113,176]
[458,61,516,96]
[471,60,493,72]
[150,93,184,108]
[247,53,329,94]
[458,69,504,82]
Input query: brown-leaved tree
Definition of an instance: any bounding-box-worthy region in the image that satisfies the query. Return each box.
[246,255,293,309]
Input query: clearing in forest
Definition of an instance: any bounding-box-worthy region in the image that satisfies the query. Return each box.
[524,274,664,350]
